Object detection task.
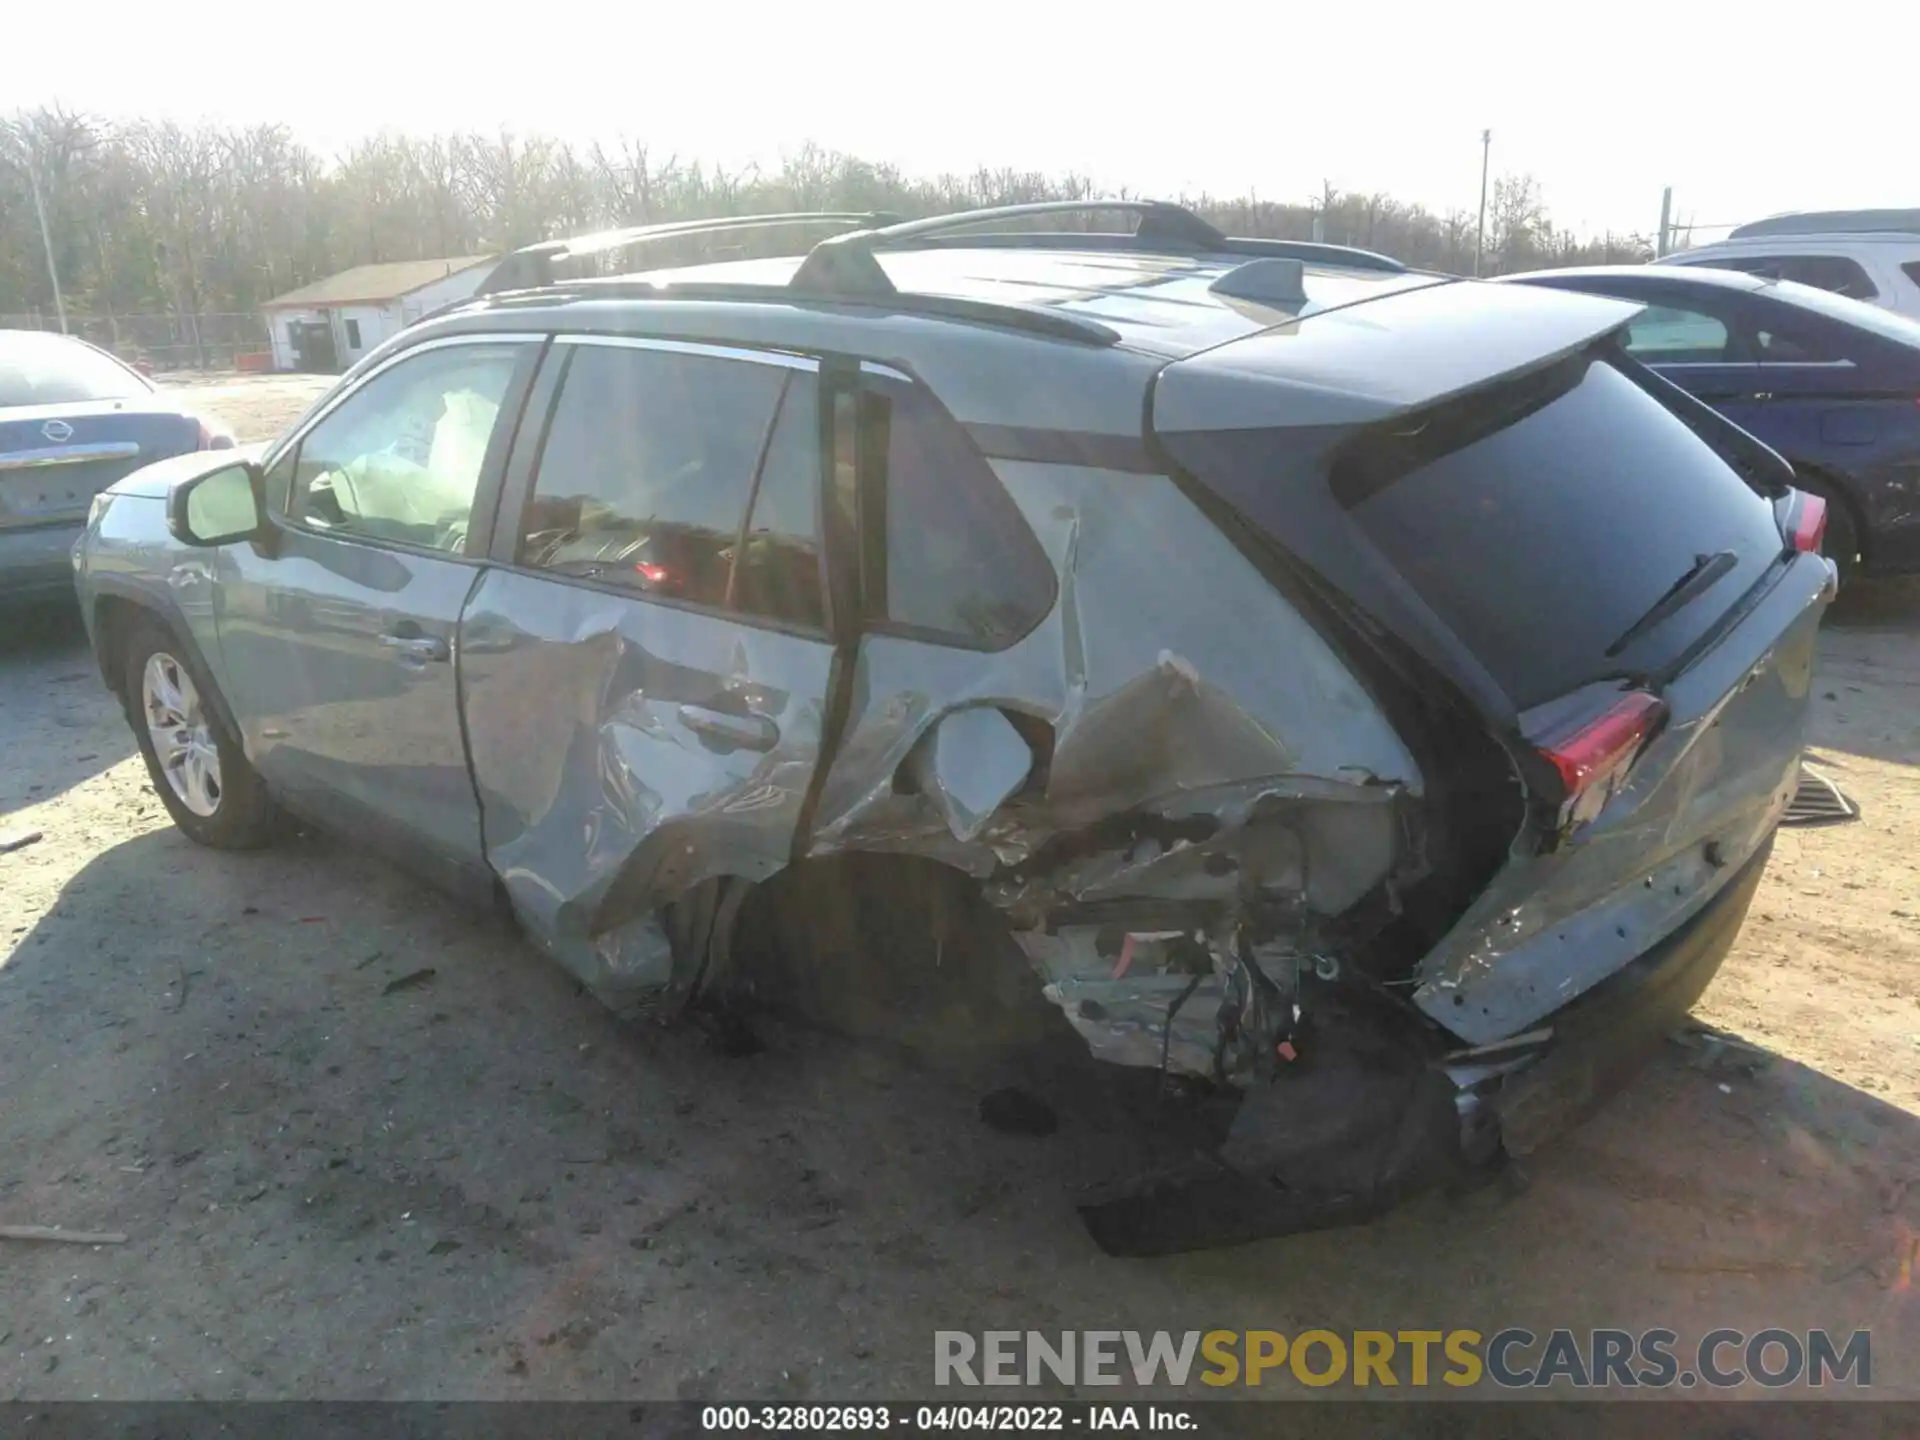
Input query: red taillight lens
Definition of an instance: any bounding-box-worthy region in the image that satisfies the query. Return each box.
[1537,690,1666,826]
[1787,492,1827,554]
[634,561,668,585]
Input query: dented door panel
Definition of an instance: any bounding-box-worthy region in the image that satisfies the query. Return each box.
[458,570,836,1006]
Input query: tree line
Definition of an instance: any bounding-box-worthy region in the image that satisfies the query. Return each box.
[1,106,1654,323]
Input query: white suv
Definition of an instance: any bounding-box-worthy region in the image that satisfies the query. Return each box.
[1659,211,1920,320]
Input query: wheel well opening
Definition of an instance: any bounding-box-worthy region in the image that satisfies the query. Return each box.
[91,595,148,702]
[724,852,1064,1053]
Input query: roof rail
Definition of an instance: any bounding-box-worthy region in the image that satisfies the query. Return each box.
[478,211,898,296]
[790,200,1406,294]
[792,200,1232,296]
[887,230,1406,273]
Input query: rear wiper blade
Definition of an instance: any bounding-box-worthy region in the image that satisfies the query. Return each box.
[1605,549,1739,658]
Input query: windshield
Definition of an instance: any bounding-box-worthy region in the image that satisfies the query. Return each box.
[1764,277,1920,348]
[0,331,150,408]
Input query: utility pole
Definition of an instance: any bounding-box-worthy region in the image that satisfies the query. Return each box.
[1474,129,1491,276]
[1656,186,1673,258]
[25,159,69,334]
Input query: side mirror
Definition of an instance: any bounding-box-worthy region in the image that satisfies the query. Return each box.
[167,461,266,547]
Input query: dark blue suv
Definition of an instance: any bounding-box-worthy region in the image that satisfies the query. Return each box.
[1509,265,1920,578]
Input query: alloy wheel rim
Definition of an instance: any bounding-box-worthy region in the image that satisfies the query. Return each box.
[142,652,222,817]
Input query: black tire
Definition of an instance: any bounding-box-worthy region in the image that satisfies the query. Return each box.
[122,616,280,849]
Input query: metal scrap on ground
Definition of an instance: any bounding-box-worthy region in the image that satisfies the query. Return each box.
[0,1225,128,1245]
[1783,765,1861,826]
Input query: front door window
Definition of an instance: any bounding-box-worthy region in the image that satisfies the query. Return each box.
[288,343,521,554]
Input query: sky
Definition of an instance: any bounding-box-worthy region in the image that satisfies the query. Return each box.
[9,0,1907,242]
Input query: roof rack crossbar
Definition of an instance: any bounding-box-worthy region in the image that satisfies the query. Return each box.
[789,200,1232,298]
[479,211,898,296]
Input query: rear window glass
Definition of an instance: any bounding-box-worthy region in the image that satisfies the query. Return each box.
[1340,357,1785,709]
[0,333,148,407]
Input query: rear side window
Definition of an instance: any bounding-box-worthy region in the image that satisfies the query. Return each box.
[0,332,148,407]
[860,379,1054,648]
[519,344,824,628]
[1338,357,1786,709]
[1713,253,1880,301]
[1774,255,1878,301]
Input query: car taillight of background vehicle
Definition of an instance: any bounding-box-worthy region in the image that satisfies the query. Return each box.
[1786,492,1827,554]
[634,561,669,585]
[1535,690,1667,831]
[196,416,235,450]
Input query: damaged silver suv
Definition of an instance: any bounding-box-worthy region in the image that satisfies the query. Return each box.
[74,202,1836,1253]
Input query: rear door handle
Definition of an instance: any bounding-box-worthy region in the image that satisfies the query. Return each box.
[380,633,450,664]
[677,704,779,752]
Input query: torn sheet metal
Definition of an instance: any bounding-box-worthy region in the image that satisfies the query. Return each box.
[807,463,1420,855]
[457,571,835,1011]
[904,705,1033,843]
[804,463,1422,1072]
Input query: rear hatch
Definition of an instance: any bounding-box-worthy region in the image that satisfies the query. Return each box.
[1153,278,1834,1042]
[0,401,204,531]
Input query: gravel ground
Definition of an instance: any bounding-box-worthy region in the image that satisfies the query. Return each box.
[2,375,1917,1405]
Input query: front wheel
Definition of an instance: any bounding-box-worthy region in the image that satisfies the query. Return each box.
[123,617,280,849]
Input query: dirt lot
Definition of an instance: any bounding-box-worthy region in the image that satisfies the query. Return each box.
[2,375,1917,1405]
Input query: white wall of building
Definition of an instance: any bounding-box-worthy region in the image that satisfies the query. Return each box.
[268,308,323,371]
[399,265,492,324]
[264,262,493,372]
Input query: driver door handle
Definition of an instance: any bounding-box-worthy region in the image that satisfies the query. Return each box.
[380,633,450,664]
[677,704,779,752]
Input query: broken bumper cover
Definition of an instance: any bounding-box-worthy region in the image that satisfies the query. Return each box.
[1491,832,1773,1156]
[1077,832,1774,1256]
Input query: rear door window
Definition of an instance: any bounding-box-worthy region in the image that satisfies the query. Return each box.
[1709,253,1880,301]
[858,378,1054,648]
[519,343,825,629]
[1773,255,1879,301]
[1621,304,1731,363]
[1338,356,1786,709]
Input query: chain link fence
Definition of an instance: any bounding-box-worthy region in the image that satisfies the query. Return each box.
[2,311,273,374]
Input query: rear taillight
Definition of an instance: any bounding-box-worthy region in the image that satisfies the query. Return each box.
[195,416,235,450]
[1787,492,1827,554]
[1533,689,1667,832]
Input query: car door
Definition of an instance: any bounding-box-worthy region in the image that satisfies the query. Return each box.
[459,335,840,995]
[213,335,541,897]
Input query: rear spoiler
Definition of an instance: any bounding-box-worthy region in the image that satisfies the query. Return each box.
[1153,278,1640,435]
